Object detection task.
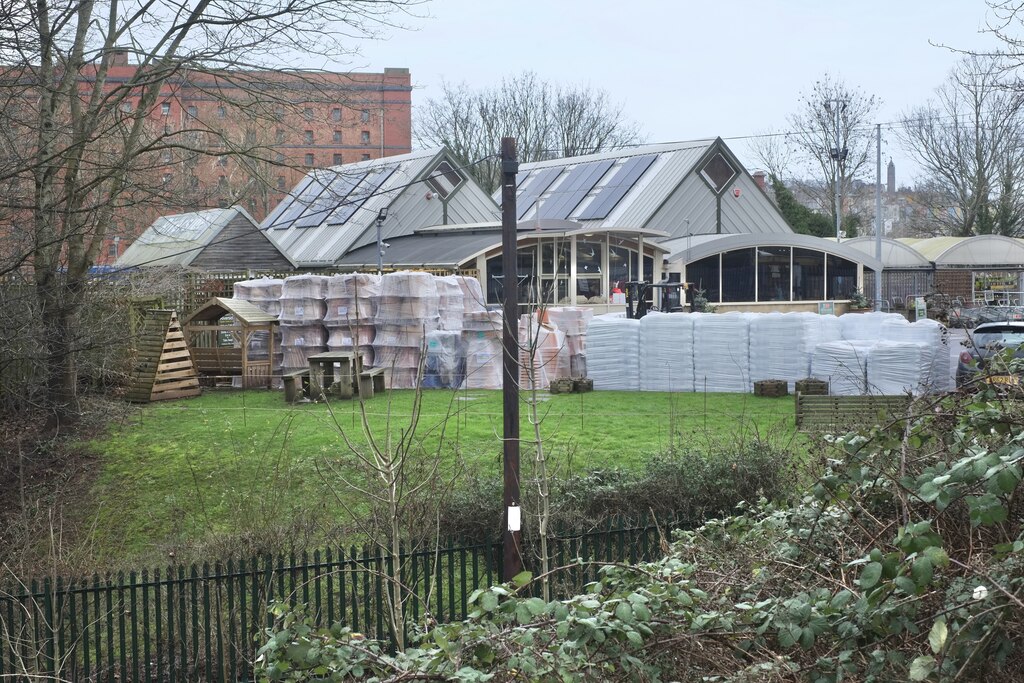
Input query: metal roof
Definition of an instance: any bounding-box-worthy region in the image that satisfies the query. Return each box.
[115,207,256,268]
[661,233,883,272]
[263,148,500,267]
[184,297,279,326]
[897,235,1024,266]
[504,139,793,237]
[842,237,932,269]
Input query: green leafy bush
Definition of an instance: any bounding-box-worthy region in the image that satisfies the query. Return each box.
[257,392,1024,682]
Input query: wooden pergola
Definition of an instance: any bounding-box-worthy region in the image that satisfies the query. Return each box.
[183,297,279,388]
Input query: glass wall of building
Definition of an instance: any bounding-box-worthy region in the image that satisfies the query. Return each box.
[483,233,661,306]
[684,246,862,304]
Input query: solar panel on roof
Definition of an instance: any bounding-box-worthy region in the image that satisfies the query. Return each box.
[515,167,563,220]
[576,154,657,221]
[292,171,364,228]
[264,175,315,229]
[328,166,398,225]
[537,160,615,220]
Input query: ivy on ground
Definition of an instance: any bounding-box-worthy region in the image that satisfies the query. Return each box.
[257,390,1023,682]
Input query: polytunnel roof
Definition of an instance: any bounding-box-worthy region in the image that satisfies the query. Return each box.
[897,235,1024,266]
[660,232,883,272]
[842,237,932,269]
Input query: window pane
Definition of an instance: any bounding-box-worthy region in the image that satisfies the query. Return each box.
[541,278,569,305]
[576,240,602,276]
[757,246,790,302]
[687,255,720,303]
[827,254,858,300]
[486,251,536,304]
[793,248,824,301]
[721,248,755,302]
[541,241,569,275]
[609,245,632,292]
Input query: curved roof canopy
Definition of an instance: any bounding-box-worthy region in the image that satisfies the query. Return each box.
[842,237,932,269]
[336,221,669,270]
[660,233,883,272]
[897,235,1024,266]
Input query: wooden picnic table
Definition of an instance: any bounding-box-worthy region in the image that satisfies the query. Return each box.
[307,350,356,400]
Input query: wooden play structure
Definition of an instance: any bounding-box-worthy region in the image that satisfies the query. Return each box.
[183,297,279,388]
[128,310,201,403]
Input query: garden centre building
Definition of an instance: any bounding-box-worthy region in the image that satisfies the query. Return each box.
[120,139,887,313]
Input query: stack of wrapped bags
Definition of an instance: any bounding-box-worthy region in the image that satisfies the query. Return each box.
[233,277,283,369]
[324,273,380,370]
[279,275,328,371]
[372,271,440,389]
[693,312,755,393]
[545,307,593,378]
[518,313,569,391]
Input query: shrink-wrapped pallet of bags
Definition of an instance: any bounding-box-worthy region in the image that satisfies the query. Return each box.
[545,307,594,377]
[324,273,380,370]
[749,312,822,390]
[463,310,503,389]
[279,274,329,371]
[587,314,640,391]
[811,340,875,395]
[867,342,934,395]
[639,313,696,392]
[422,330,463,389]
[693,312,754,393]
[372,271,440,389]
[519,314,569,391]
[879,318,951,393]
[436,276,466,332]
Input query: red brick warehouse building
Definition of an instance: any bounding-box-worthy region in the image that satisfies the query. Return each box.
[93,49,411,263]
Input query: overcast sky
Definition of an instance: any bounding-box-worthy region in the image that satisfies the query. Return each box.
[342,0,1005,186]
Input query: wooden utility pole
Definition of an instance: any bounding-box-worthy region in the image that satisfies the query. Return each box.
[500,137,523,581]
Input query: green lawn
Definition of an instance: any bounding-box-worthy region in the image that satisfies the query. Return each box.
[76,389,801,568]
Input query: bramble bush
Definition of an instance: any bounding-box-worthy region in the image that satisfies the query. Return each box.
[257,389,1022,682]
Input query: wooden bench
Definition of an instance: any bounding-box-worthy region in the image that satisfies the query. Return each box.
[282,369,310,403]
[794,392,910,431]
[357,367,386,399]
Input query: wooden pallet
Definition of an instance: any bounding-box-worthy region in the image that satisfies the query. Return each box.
[794,392,910,430]
[127,310,201,403]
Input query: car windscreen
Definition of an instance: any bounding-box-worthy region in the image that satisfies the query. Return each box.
[974,329,1024,348]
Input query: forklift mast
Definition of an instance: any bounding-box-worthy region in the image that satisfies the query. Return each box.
[624,280,688,319]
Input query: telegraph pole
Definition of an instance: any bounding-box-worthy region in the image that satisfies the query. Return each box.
[500,137,523,581]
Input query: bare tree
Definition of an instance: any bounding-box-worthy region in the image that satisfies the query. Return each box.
[899,56,1024,236]
[746,130,797,184]
[785,74,880,235]
[0,0,420,426]
[416,72,644,194]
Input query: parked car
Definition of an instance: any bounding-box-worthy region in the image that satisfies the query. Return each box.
[957,321,1024,387]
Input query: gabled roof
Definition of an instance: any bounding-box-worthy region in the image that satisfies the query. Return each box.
[503,138,793,237]
[115,207,264,268]
[184,297,279,326]
[842,237,932,269]
[263,148,500,267]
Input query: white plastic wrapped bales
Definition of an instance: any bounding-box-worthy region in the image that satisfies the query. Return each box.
[639,313,695,392]
[867,341,934,395]
[839,311,906,341]
[693,312,753,393]
[811,340,874,395]
[749,312,822,389]
[879,318,950,393]
[587,315,640,390]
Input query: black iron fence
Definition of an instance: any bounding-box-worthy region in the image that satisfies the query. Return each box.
[0,519,670,682]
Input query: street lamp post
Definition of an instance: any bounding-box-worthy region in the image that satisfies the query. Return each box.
[376,207,388,275]
[826,99,847,242]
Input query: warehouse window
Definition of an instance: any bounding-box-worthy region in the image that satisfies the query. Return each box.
[721,249,756,302]
[687,254,721,303]
[757,247,791,302]
[793,249,824,301]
